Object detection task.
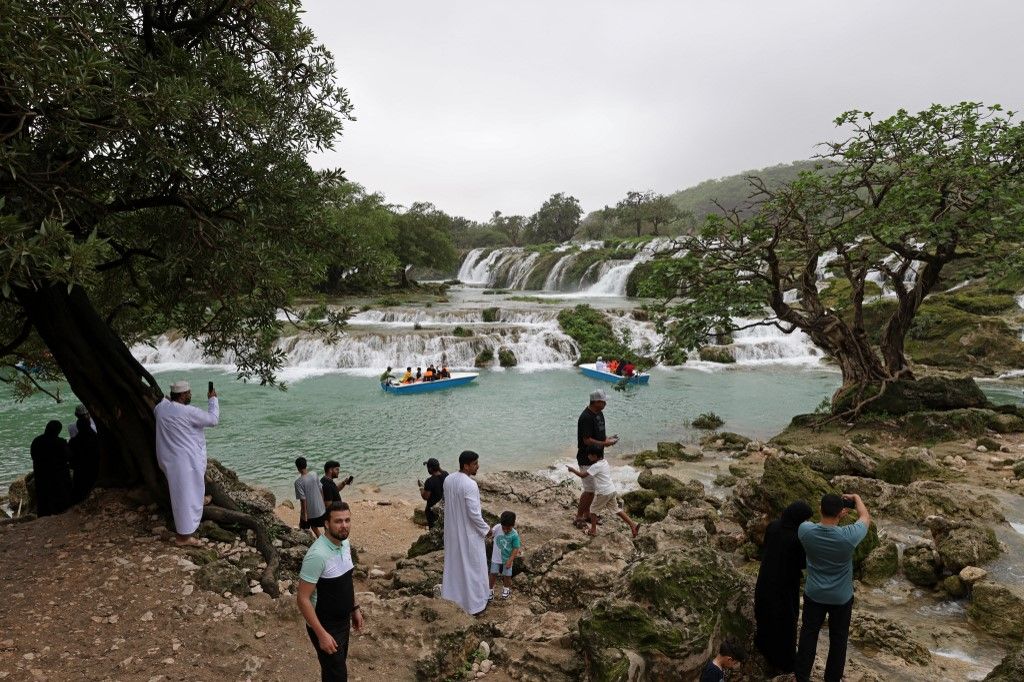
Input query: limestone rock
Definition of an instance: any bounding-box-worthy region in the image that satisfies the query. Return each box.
[637,470,704,503]
[959,566,988,585]
[643,498,668,522]
[942,574,967,598]
[984,645,1024,681]
[622,489,659,517]
[848,612,931,665]
[194,560,249,596]
[860,540,899,587]
[931,521,1002,573]
[831,476,1004,524]
[840,443,879,477]
[655,441,703,462]
[901,545,940,587]
[968,582,1024,640]
[530,533,634,609]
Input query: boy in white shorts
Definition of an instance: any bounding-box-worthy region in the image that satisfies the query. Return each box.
[567,452,639,538]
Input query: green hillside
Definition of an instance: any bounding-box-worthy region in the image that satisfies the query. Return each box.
[667,160,823,220]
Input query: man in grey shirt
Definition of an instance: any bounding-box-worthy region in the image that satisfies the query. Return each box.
[295,456,327,539]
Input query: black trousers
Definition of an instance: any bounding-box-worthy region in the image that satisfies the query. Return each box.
[306,621,351,682]
[426,506,438,529]
[795,594,853,682]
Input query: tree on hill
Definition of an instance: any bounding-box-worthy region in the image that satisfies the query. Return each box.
[0,0,351,530]
[527,192,582,243]
[666,160,823,221]
[642,103,1024,413]
[490,210,528,247]
[319,183,400,293]
[615,190,655,237]
[391,202,460,275]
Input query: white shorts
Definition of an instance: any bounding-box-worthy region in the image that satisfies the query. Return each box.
[591,492,621,515]
[579,464,596,493]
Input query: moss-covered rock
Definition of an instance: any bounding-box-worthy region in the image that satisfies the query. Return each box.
[977,436,1002,451]
[848,612,931,665]
[194,560,249,596]
[657,441,703,462]
[474,348,494,367]
[198,520,238,544]
[902,545,940,587]
[875,455,943,485]
[697,346,736,364]
[622,489,659,517]
[713,473,738,488]
[637,470,704,503]
[497,346,517,367]
[691,412,725,430]
[860,539,899,587]
[942,574,968,598]
[984,645,1024,681]
[407,525,444,559]
[481,306,500,322]
[643,498,668,522]
[934,524,1002,573]
[750,456,836,522]
[968,582,1024,640]
[702,431,751,449]
[1014,461,1024,479]
[899,408,999,441]
[832,376,988,416]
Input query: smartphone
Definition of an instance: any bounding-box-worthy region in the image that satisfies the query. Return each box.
[208,381,214,393]
[842,497,857,509]
[346,475,354,485]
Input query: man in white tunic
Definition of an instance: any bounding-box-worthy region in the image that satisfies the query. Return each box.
[441,450,491,615]
[154,380,219,546]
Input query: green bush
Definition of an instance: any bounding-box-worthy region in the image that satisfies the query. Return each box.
[376,296,401,307]
[481,307,500,322]
[557,304,634,364]
[523,251,565,291]
[451,326,473,337]
[474,349,494,367]
[692,412,724,430]
[497,347,518,367]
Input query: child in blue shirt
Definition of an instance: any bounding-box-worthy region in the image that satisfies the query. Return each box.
[487,510,522,600]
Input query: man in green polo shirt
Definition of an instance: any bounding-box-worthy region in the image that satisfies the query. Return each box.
[297,501,364,681]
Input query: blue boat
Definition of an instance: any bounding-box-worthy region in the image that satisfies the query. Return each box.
[381,372,479,394]
[578,363,650,385]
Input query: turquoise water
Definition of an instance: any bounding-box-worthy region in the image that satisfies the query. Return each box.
[1,366,841,499]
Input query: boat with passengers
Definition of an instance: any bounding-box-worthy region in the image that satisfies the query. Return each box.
[578,362,650,385]
[381,372,479,394]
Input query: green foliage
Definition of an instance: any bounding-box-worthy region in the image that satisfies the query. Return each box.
[391,202,460,272]
[1,0,352,387]
[643,104,1024,395]
[556,304,635,364]
[691,412,725,430]
[497,347,517,367]
[526,193,582,243]
[451,326,473,337]
[474,349,494,367]
[481,307,500,323]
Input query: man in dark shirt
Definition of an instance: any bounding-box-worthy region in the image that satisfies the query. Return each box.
[31,420,72,517]
[321,460,350,505]
[574,390,618,528]
[419,458,448,529]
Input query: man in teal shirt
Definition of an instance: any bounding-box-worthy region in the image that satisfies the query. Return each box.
[795,493,870,682]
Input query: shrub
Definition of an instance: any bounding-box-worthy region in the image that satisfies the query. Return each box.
[692,412,724,430]
[376,296,401,307]
[557,304,635,364]
[481,307,500,322]
[497,347,517,367]
[451,326,473,337]
[474,349,494,367]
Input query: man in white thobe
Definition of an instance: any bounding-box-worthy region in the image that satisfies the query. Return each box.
[441,450,491,615]
[154,380,219,546]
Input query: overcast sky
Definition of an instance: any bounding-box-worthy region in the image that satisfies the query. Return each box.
[303,0,1024,221]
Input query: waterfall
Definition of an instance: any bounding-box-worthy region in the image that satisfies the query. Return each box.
[508,252,541,289]
[586,261,640,296]
[543,253,577,290]
[726,321,822,366]
[457,248,489,282]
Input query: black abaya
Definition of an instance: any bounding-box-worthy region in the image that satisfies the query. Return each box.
[754,500,813,673]
[69,418,100,504]
[30,422,72,517]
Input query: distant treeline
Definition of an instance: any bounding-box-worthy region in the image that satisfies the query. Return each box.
[319,160,819,292]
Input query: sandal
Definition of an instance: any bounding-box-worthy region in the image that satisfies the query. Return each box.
[500,587,511,599]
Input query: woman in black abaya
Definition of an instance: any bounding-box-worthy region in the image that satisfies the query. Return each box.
[754,500,813,674]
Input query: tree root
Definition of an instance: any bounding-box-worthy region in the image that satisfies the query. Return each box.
[202,503,281,598]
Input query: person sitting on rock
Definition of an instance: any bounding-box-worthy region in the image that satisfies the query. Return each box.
[700,637,746,682]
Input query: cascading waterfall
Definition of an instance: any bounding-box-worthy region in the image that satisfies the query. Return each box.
[543,253,577,290]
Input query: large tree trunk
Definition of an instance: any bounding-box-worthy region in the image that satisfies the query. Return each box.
[14,284,166,498]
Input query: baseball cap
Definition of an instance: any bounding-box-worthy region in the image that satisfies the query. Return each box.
[423,457,441,470]
[590,389,608,402]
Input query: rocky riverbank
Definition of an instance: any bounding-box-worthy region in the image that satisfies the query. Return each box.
[3,404,1024,681]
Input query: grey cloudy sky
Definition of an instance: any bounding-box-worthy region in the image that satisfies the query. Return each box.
[303,0,1023,221]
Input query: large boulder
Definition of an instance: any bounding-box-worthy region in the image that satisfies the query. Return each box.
[194,559,249,596]
[875,455,943,485]
[968,582,1024,640]
[622,489,659,517]
[831,476,1004,524]
[529,533,635,610]
[832,376,987,415]
[925,517,1002,573]
[848,612,931,665]
[655,441,703,462]
[637,470,704,503]
[578,545,751,681]
[860,539,899,587]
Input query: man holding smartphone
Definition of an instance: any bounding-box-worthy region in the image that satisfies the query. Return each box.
[573,390,618,529]
[321,460,353,505]
[794,493,871,682]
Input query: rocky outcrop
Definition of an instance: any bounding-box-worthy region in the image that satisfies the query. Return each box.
[968,582,1024,640]
[832,376,988,415]
[528,533,635,609]
[578,544,751,680]
[830,476,1004,524]
[984,645,1024,681]
[194,560,249,596]
[924,515,1002,573]
[636,470,704,503]
[848,612,931,665]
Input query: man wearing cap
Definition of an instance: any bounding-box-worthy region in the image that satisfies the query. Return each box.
[574,390,618,528]
[419,458,448,529]
[154,380,219,546]
[441,450,490,615]
[67,403,96,439]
